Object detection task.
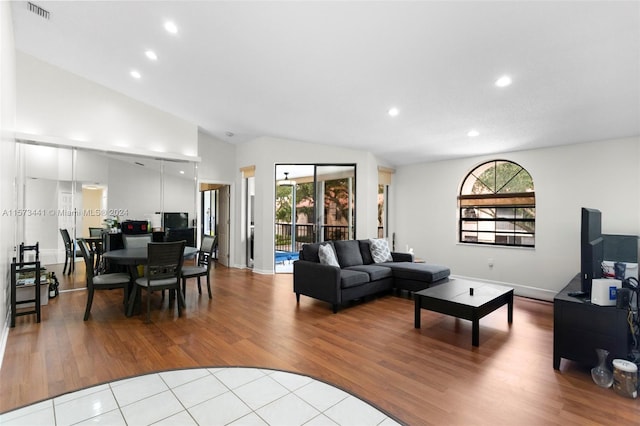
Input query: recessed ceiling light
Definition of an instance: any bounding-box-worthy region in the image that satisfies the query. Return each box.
[164,21,178,34]
[145,50,158,61]
[467,130,480,137]
[179,170,185,174]
[388,107,399,117]
[495,75,512,87]
[130,70,141,79]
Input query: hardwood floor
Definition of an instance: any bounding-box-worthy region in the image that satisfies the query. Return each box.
[2,264,638,425]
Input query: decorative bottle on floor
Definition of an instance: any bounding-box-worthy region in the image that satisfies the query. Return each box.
[591,348,613,388]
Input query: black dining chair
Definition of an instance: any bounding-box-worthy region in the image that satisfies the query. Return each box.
[181,235,217,299]
[60,228,80,275]
[122,233,153,277]
[122,233,153,248]
[88,227,105,272]
[128,241,186,322]
[78,238,131,320]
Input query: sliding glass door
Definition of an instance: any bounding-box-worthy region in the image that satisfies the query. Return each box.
[275,164,356,272]
[315,165,356,243]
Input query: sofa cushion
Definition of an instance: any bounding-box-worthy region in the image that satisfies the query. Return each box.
[345,264,393,281]
[359,240,374,265]
[339,269,370,289]
[300,242,333,263]
[383,262,451,283]
[370,238,393,263]
[318,243,340,267]
[333,240,364,268]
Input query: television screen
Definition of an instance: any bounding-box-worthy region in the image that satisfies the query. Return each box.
[162,212,188,230]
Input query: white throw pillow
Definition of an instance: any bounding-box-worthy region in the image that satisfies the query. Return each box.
[369,239,393,263]
[318,244,340,267]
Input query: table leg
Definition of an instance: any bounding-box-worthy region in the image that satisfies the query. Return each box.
[472,318,480,347]
[126,286,138,317]
[126,265,139,317]
[553,354,561,370]
[414,296,421,328]
[507,292,513,324]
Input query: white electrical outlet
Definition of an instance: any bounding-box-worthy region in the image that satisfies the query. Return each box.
[488,258,494,267]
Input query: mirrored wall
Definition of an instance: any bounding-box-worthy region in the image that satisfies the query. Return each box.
[15,141,198,288]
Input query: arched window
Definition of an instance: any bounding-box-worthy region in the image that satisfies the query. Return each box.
[458,160,535,247]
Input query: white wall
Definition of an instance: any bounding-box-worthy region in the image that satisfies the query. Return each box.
[197,131,237,184]
[394,137,640,300]
[196,131,237,259]
[22,178,59,264]
[21,144,74,181]
[15,51,199,161]
[162,172,198,223]
[106,158,160,221]
[76,150,109,185]
[0,0,17,367]
[234,136,381,274]
[106,158,195,223]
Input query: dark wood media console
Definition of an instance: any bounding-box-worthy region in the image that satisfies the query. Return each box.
[553,274,630,369]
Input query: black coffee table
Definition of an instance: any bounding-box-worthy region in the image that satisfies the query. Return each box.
[414,278,514,346]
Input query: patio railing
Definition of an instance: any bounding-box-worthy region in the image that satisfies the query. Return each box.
[275,224,386,253]
[275,223,353,252]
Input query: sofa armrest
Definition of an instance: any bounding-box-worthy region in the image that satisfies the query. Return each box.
[293,260,342,304]
[391,252,414,262]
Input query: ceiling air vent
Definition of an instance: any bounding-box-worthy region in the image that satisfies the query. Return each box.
[28,2,50,20]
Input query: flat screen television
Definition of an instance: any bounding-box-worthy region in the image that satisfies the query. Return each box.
[581,207,603,294]
[160,212,188,230]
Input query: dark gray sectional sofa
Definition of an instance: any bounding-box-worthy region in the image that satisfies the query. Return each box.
[293,239,450,312]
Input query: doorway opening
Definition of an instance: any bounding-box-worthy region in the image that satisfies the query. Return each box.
[274,164,356,273]
[200,183,230,267]
[245,176,255,269]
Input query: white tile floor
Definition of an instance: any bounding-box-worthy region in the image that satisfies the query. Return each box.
[0,367,401,426]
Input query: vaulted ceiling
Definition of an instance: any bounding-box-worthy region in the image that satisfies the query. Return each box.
[11,1,640,166]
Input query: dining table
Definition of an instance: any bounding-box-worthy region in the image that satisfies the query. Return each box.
[102,246,198,266]
[102,245,198,316]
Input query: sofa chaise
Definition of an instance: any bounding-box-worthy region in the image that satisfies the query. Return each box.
[293,239,450,312]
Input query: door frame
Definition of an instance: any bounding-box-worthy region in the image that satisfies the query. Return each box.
[198,181,232,267]
[274,163,357,272]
